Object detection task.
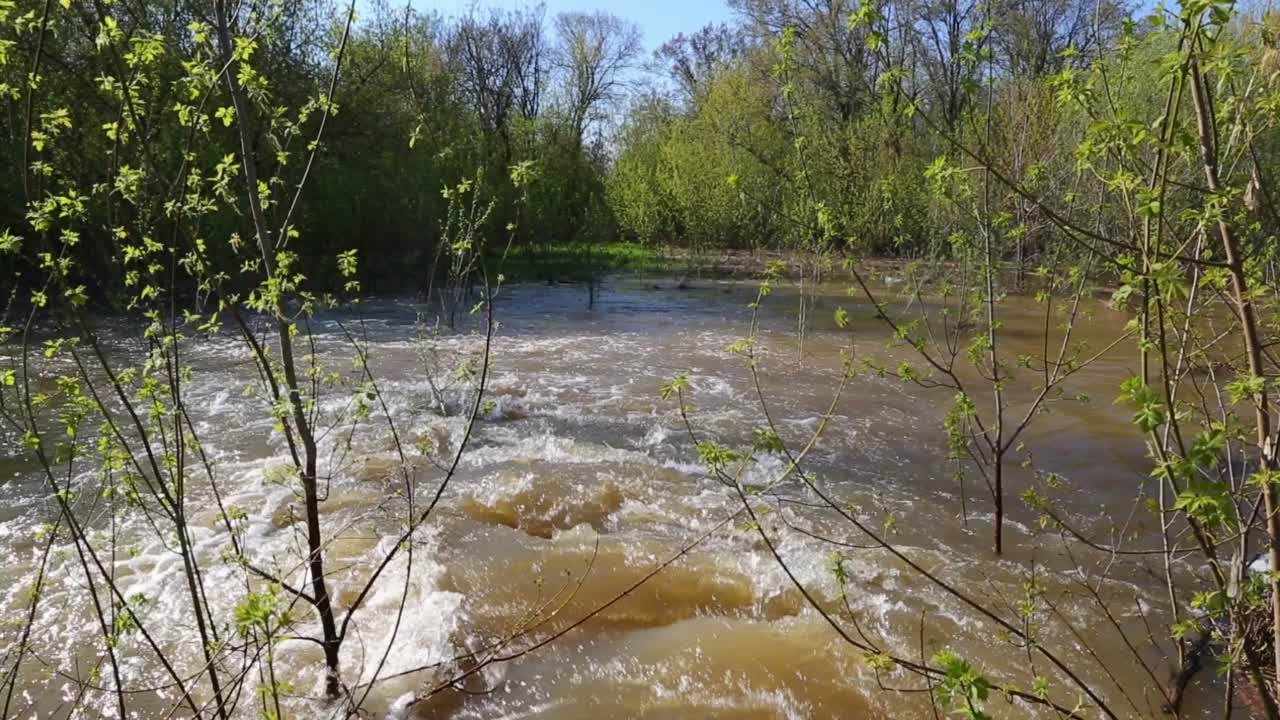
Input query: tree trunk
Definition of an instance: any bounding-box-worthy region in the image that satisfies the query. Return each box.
[213,0,342,697]
[1189,55,1280,690]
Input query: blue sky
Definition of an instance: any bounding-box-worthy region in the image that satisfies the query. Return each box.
[425,0,737,54]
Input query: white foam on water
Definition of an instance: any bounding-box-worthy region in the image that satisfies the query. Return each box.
[460,432,657,469]
[313,529,463,703]
[0,289,1178,719]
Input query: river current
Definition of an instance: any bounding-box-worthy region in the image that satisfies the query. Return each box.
[0,279,1223,718]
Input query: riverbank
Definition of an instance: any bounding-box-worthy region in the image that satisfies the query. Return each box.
[493,243,1120,300]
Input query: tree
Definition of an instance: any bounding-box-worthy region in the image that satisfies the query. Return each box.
[652,22,747,102]
[553,11,642,148]
[449,6,548,162]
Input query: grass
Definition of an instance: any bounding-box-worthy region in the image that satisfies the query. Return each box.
[492,241,680,283]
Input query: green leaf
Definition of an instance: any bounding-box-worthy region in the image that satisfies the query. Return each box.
[660,373,689,401]
[0,229,21,253]
[1226,375,1265,405]
[752,428,785,454]
[1172,481,1236,529]
[696,442,742,470]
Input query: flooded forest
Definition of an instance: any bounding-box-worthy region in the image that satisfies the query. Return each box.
[2,0,1280,717]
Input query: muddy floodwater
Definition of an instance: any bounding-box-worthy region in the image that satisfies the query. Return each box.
[0,280,1230,718]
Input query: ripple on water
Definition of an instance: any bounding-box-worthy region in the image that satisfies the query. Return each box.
[0,286,1177,719]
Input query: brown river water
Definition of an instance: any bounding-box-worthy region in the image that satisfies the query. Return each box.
[0,279,1236,718]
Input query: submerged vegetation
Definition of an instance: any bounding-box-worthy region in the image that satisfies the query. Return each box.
[2,0,1280,717]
